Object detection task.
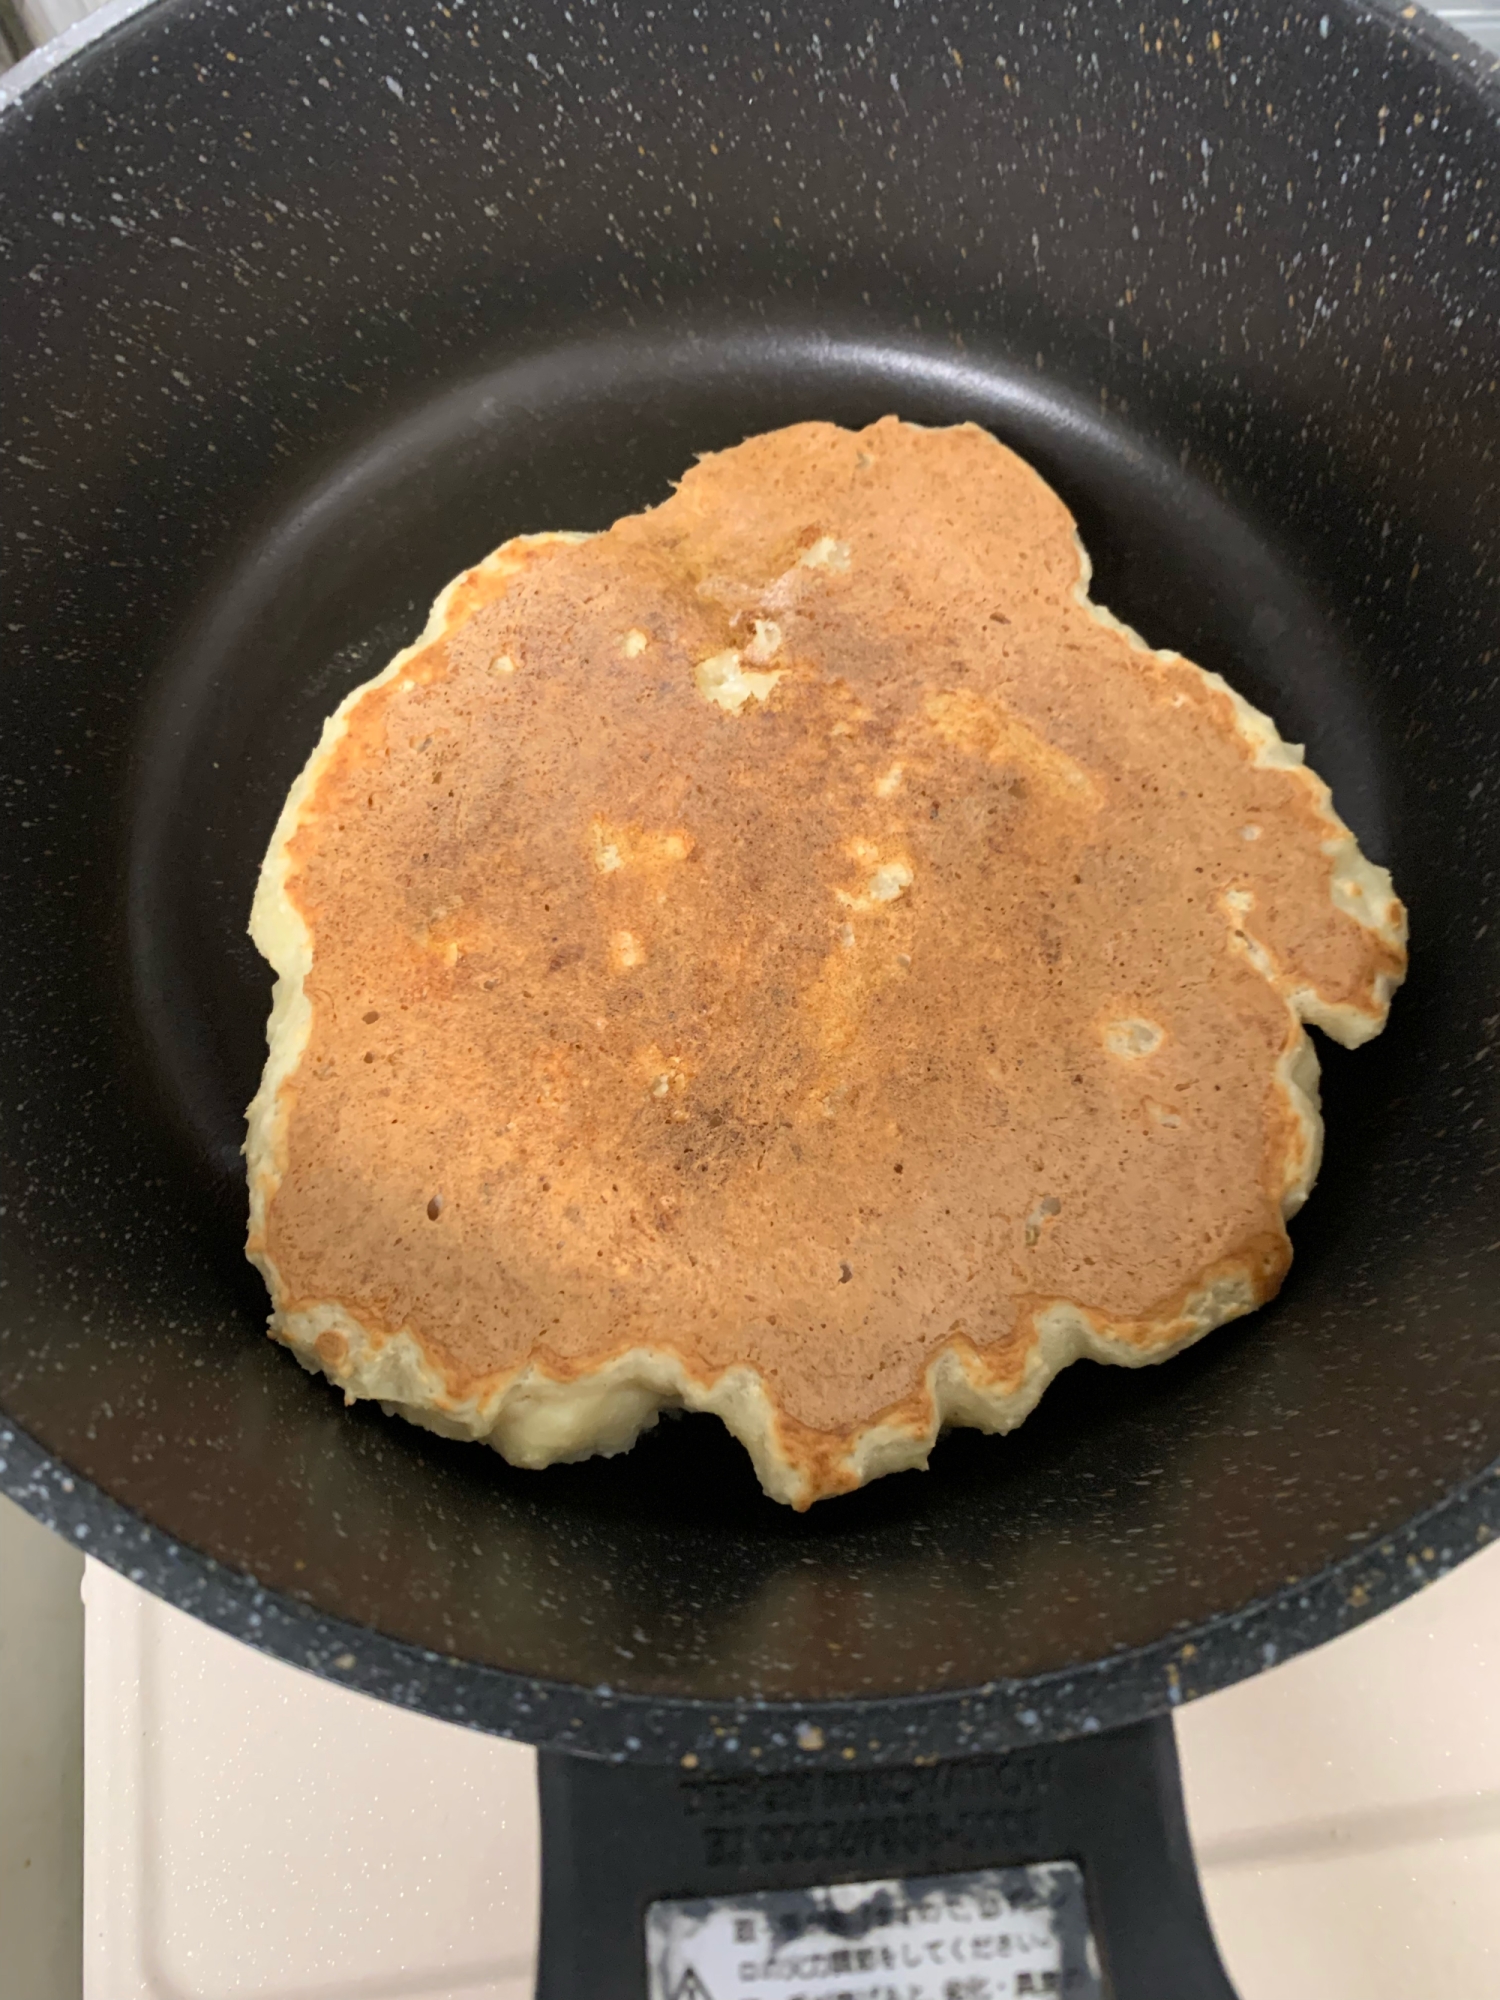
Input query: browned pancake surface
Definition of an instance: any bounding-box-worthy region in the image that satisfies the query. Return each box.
[250,419,1404,1500]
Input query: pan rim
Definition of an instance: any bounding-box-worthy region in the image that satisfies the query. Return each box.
[3,0,1499,1762]
[0,0,155,108]
[4,1412,1496,1765]
[5,0,1500,124]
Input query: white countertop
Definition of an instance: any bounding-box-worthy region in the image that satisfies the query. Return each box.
[79,1537,1500,2000]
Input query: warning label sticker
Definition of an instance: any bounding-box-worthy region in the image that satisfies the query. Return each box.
[645,1861,1101,2000]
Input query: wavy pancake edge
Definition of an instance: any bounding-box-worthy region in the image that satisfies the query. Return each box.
[245,501,1402,1508]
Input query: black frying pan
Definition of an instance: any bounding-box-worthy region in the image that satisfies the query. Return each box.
[3,0,1499,1990]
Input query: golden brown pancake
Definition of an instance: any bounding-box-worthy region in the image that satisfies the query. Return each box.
[245,419,1406,1507]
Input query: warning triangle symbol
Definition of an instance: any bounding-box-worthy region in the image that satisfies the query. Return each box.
[671,1970,716,2000]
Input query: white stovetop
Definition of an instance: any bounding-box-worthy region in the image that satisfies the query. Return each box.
[82,1540,1500,2000]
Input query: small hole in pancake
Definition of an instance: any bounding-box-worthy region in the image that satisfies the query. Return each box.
[426,1194,443,1220]
[799,535,851,572]
[744,618,783,664]
[1024,1194,1063,1247]
[1104,1017,1164,1059]
[839,1261,853,1283]
[694,647,784,714]
[362,1010,380,1023]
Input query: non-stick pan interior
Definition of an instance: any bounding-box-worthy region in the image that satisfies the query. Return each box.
[3,0,1499,1748]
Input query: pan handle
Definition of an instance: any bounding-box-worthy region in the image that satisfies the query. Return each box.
[535,1713,1239,1999]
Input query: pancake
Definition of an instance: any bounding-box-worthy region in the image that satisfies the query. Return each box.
[245,418,1406,1508]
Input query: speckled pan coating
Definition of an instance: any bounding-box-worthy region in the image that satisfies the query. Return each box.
[3,1418,1496,1767]
[1,0,1498,1765]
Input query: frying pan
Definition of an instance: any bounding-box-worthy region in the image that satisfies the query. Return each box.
[3,0,1499,1992]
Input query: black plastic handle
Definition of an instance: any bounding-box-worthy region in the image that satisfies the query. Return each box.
[536,1714,1239,1998]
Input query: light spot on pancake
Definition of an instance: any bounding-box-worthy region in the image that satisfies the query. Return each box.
[1240,823,1262,841]
[874,762,904,797]
[694,647,786,715]
[744,618,783,664]
[800,535,851,572]
[837,921,856,949]
[867,861,913,903]
[591,822,623,873]
[923,687,1097,804]
[486,652,517,676]
[1223,887,1255,916]
[636,1046,688,1099]
[1231,929,1278,979]
[837,850,914,910]
[1104,1017,1164,1059]
[1024,1193,1062,1247]
[398,678,415,692]
[590,819,694,872]
[613,930,645,971]
[1150,1102,1184,1129]
[417,902,476,965]
[620,628,650,658]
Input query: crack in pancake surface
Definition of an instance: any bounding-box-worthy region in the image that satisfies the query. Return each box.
[246,419,1406,1507]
